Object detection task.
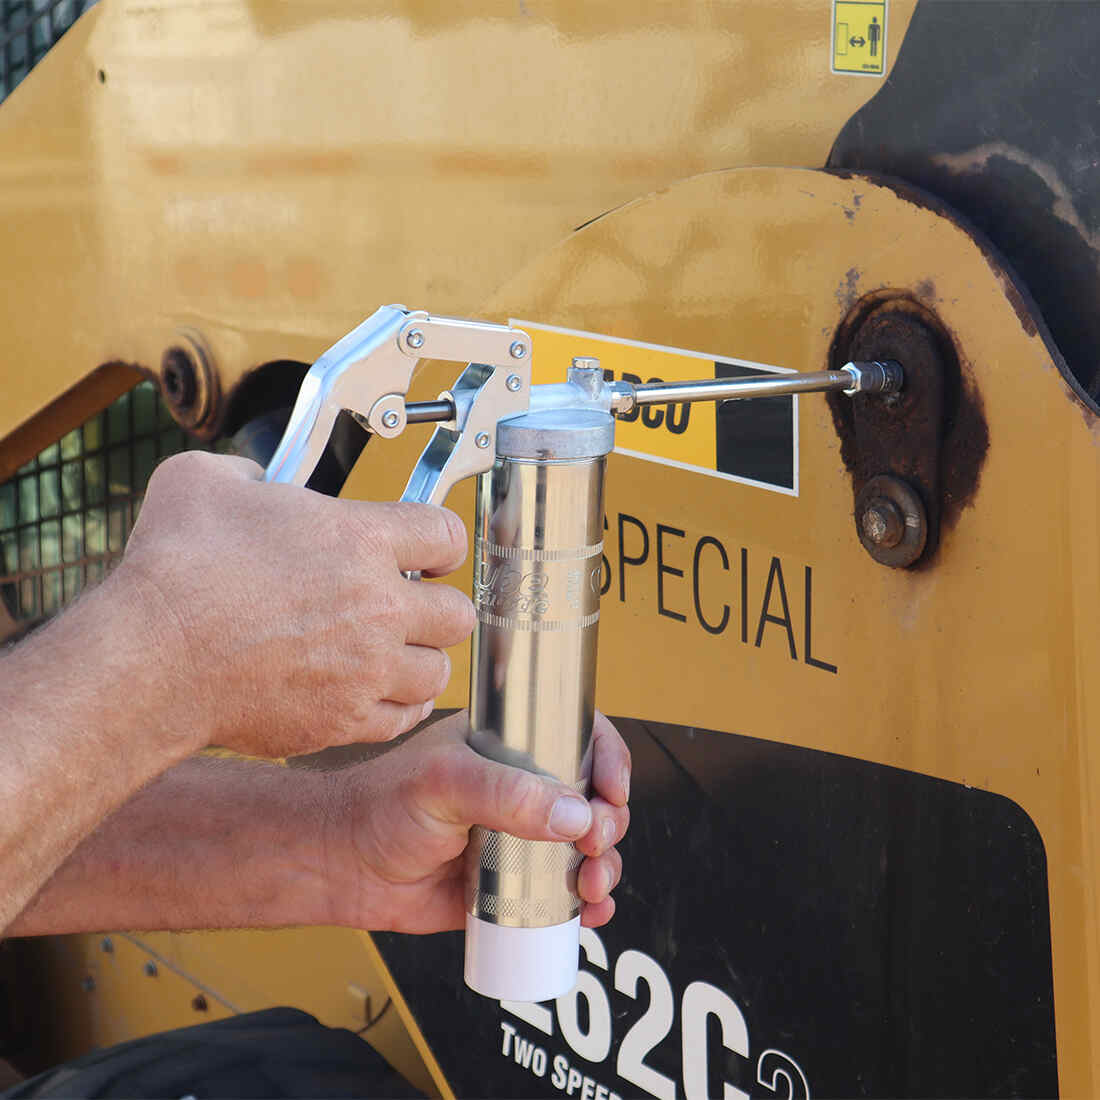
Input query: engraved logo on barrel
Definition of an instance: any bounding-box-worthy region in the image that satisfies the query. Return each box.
[475,561,552,617]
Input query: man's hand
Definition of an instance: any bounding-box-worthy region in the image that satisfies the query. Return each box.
[8,712,632,938]
[121,451,476,758]
[321,711,630,933]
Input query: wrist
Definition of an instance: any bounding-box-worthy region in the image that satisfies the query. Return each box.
[264,764,349,927]
[98,560,210,758]
[303,765,374,929]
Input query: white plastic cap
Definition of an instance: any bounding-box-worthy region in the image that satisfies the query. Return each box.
[464,913,581,1001]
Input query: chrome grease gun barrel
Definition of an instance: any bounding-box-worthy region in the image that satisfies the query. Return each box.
[463,408,615,1001]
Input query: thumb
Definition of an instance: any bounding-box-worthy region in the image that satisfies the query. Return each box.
[425,744,593,841]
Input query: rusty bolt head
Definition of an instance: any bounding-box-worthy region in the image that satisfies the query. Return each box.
[860,496,905,548]
[192,994,209,1012]
[854,475,928,568]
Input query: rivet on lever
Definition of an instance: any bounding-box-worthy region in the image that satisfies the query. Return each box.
[406,329,425,350]
[475,432,491,449]
[506,374,523,392]
[367,393,408,438]
[509,341,527,360]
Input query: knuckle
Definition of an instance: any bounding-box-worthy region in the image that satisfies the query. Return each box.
[410,505,464,558]
[348,508,391,561]
[150,449,222,497]
[397,705,424,736]
[609,846,623,877]
[419,748,457,800]
[365,699,404,743]
[498,769,542,824]
[438,507,468,557]
[433,648,452,695]
[375,709,407,742]
[457,592,478,633]
[438,590,476,640]
[150,448,200,483]
[368,583,402,632]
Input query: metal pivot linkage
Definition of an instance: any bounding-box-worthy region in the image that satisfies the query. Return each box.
[263,307,904,1001]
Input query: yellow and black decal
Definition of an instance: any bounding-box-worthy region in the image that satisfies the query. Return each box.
[832,0,887,76]
[519,322,798,496]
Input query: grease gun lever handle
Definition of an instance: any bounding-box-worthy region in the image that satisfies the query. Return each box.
[263,305,533,494]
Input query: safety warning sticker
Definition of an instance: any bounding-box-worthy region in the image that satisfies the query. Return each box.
[514,320,799,496]
[832,0,887,76]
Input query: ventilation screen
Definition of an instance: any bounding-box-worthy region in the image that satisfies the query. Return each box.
[1,0,96,100]
[0,383,205,641]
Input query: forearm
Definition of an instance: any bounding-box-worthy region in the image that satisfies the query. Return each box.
[0,575,201,933]
[7,755,334,936]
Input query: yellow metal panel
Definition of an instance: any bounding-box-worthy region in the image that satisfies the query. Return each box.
[20,928,438,1095]
[0,0,917,463]
[132,928,437,1097]
[439,166,1096,1096]
[18,933,235,1069]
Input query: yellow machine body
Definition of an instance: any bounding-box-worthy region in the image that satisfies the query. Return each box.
[2,3,1096,1098]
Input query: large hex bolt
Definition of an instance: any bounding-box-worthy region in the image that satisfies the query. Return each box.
[855,475,927,567]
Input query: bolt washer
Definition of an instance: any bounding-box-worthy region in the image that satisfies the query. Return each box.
[855,475,927,568]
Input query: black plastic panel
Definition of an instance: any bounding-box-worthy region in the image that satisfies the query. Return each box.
[375,719,1056,1099]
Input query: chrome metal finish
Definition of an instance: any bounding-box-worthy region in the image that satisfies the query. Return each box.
[368,393,407,438]
[397,315,530,368]
[567,357,604,399]
[506,373,523,392]
[631,370,850,405]
[263,306,531,494]
[626,360,903,407]
[465,442,609,930]
[405,399,456,423]
[265,304,417,485]
[842,359,904,395]
[475,432,491,449]
[569,355,601,374]
[400,361,529,508]
[609,380,637,415]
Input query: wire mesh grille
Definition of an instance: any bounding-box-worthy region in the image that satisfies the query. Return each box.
[0,383,207,641]
[1,0,96,102]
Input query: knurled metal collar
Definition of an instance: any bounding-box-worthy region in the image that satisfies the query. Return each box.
[496,409,615,461]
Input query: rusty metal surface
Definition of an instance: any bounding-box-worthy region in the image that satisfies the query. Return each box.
[827,294,989,567]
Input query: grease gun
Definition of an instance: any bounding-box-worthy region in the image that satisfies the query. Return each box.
[263,305,902,1002]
